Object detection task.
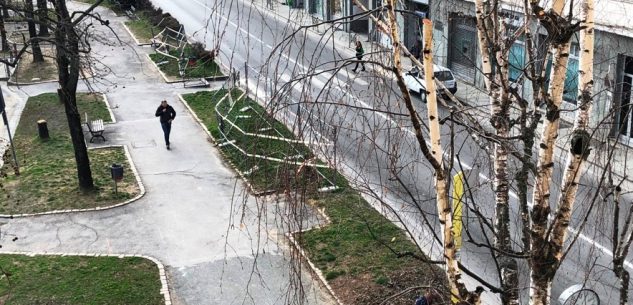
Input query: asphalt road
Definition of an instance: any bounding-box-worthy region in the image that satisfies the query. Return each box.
[148,0,632,303]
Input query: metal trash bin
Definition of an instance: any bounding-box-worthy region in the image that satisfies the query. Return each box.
[110,164,124,182]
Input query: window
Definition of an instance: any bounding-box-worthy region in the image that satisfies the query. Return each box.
[509,41,526,82]
[542,42,580,103]
[563,43,580,103]
[434,71,454,81]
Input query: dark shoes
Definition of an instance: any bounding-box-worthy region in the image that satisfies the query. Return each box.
[166,144,170,150]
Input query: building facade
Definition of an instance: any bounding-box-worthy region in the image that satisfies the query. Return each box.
[429,0,633,144]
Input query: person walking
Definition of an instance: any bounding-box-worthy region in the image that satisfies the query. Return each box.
[155,100,176,150]
[352,40,366,73]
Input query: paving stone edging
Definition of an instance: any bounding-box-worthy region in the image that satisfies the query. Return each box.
[146,54,229,84]
[101,92,118,123]
[0,144,146,218]
[177,93,275,196]
[7,78,58,86]
[0,251,172,305]
[285,205,344,305]
[120,20,152,46]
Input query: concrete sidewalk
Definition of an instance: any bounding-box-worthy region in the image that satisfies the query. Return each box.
[0,2,334,305]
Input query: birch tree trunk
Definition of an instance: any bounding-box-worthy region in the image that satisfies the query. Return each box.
[530,0,577,302]
[550,0,594,261]
[612,184,633,305]
[473,1,518,303]
[421,19,478,304]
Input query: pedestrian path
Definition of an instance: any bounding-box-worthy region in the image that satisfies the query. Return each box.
[0,2,334,305]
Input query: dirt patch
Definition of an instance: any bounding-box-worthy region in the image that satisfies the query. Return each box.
[330,261,448,304]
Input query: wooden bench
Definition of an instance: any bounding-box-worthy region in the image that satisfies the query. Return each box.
[85,113,106,143]
[125,5,138,20]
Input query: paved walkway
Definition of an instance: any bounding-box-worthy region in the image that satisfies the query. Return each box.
[0,3,333,305]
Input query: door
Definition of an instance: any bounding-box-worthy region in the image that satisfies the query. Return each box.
[449,15,477,83]
[618,73,633,143]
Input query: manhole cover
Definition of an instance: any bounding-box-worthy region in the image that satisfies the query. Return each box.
[131,140,157,148]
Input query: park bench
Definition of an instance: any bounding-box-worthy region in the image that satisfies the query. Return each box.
[85,113,106,143]
[125,5,138,20]
[183,78,210,88]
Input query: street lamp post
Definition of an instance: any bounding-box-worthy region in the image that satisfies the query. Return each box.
[0,86,19,175]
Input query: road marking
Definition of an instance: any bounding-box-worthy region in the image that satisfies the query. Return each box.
[186,0,633,270]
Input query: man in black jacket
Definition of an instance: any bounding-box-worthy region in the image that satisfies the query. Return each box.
[155,100,176,150]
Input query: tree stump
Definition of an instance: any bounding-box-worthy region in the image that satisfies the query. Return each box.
[37,119,49,139]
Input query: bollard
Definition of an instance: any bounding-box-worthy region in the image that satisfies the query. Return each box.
[37,119,49,139]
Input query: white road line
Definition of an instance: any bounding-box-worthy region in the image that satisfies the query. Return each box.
[188,0,633,270]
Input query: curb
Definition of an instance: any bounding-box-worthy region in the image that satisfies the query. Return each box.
[284,204,341,304]
[101,92,118,123]
[0,144,146,218]
[146,53,176,83]
[0,251,172,305]
[177,93,275,196]
[7,78,58,86]
[120,20,152,47]
[285,232,344,305]
[146,54,227,84]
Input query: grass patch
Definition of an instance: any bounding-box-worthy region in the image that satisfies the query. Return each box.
[149,47,222,80]
[74,0,124,13]
[184,89,448,302]
[182,89,343,192]
[0,254,162,305]
[10,51,57,83]
[0,92,139,214]
[124,11,163,44]
[299,190,449,303]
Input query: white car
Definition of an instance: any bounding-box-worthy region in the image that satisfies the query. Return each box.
[403,65,458,99]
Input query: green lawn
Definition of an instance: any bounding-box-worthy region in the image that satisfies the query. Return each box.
[183,89,448,303]
[75,0,123,13]
[300,191,449,303]
[0,93,139,214]
[182,89,342,192]
[11,51,57,84]
[125,12,163,43]
[0,254,163,305]
[149,49,223,79]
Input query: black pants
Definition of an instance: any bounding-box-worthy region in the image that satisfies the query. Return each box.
[353,56,365,71]
[161,121,172,145]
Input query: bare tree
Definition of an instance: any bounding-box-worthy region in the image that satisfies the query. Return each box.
[24,0,44,62]
[0,0,8,52]
[0,0,113,189]
[36,0,48,36]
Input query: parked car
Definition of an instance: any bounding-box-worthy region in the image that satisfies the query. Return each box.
[403,65,458,99]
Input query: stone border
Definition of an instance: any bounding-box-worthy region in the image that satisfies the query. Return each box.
[284,202,343,304]
[7,78,58,86]
[286,233,343,305]
[101,92,118,124]
[0,251,172,305]
[146,54,228,84]
[120,20,153,47]
[177,93,275,196]
[0,144,146,218]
